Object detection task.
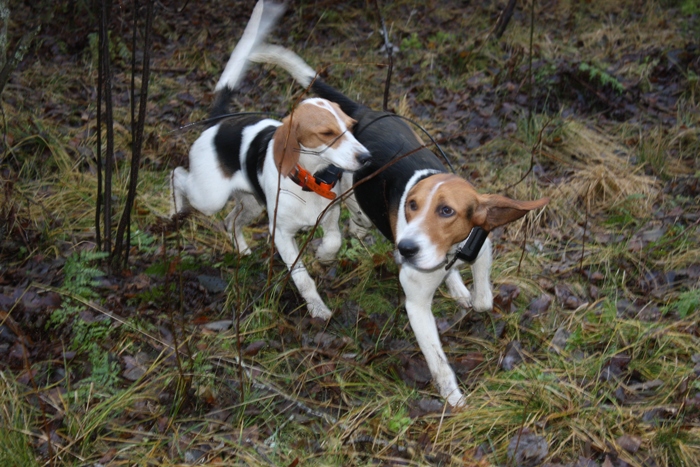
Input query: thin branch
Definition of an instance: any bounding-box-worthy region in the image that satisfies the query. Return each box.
[491,0,517,41]
[580,183,591,274]
[526,0,535,136]
[100,0,115,257]
[373,0,393,111]
[503,118,549,193]
[114,0,154,269]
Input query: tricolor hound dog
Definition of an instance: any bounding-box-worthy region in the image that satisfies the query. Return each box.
[250,43,550,407]
[170,2,370,320]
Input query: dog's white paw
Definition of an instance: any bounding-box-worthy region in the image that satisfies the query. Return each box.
[308,300,332,320]
[348,220,370,239]
[315,249,337,265]
[451,289,473,310]
[230,235,252,256]
[472,288,493,312]
[439,383,466,408]
[446,392,466,408]
[315,237,341,265]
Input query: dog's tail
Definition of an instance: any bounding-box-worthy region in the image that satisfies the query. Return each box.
[211,0,286,117]
[250,44,362,118]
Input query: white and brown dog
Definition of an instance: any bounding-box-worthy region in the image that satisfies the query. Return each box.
[250,43,549,406]
[170,2,370,320]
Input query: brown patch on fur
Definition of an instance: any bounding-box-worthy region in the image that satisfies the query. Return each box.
[389,210,398,240]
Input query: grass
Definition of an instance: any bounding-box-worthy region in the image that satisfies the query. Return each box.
[1,0,699,465]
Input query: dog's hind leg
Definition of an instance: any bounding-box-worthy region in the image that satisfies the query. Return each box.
[400,266,465,407]
[274,227,332,320]
[340,174,373,239]
[315,203,342,264]
[225,192,263,255]
[470,237,493,312]
[170,167,191,216]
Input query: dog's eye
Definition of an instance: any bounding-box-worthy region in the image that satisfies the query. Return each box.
[321,130,336,137]
[408,200,418,211]
[438,205,455,218]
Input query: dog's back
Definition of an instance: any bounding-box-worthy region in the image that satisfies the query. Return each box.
[309,80,446,240]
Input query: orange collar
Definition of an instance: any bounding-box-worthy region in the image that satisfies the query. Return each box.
[289,165,340,200]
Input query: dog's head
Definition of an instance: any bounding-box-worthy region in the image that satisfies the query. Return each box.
[395,173,549,270]
[273,98,371,176]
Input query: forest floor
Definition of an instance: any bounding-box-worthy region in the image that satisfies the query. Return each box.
[1,1,699,466]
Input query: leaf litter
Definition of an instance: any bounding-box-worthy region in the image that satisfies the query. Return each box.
[0,0,699,466]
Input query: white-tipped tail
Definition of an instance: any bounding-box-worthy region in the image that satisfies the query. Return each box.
[215,1,286,92]
[249,43,316,88]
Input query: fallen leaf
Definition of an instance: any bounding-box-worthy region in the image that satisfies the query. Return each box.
[506,428,548,467]
[197,274,227,293]
[202,320,233,332]
[409,398,449,418]
[453,352,484,375]
[494,284,520,312]
[616,433,642,453]
[243,340,266,356]
[573,456,598,467]
[400,357,432,388]
[600,353,631,381]
[98,448,118,464]
[549,327,570,354]
[313,331,336,348]
[501,341,524,371]
[528,294,553,315]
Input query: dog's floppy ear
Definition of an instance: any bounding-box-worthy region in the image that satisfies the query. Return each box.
[273,115,300,176]
[472,194,549,231]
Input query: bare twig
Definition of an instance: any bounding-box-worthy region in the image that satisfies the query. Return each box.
[373,0,393,111]
[503,118,550,193]
[491,0,517,41]
[114,0,154,269]
[97,0,115,258]
[580,183,591,274]
[526,0,535,136]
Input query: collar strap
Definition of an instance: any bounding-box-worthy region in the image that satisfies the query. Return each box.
[444,226,489,270]
[289,164,343,200]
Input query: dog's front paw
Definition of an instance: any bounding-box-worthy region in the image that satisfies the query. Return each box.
[472,288,493,312]
[452,289,473,310]
[315,238,341,265]
[307,300,332,320]
[446,392,467,408]
[439,383,466,408]
[348,220,370,239]
[314,250,337,265]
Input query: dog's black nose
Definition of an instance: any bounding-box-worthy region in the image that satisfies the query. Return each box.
[357,151,372,165]
[397,239,419,259]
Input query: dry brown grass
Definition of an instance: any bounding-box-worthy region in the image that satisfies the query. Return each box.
[1,1,699,466]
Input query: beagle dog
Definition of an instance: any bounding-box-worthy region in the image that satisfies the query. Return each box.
[170,2,370,320]
[250,43,549,407]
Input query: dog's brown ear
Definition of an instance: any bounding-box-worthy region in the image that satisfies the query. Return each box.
[472,195,549,231]
[273,116,300,176]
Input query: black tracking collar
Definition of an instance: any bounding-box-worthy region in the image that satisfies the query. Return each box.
[312,164,344,186]
[444,226,489,270]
